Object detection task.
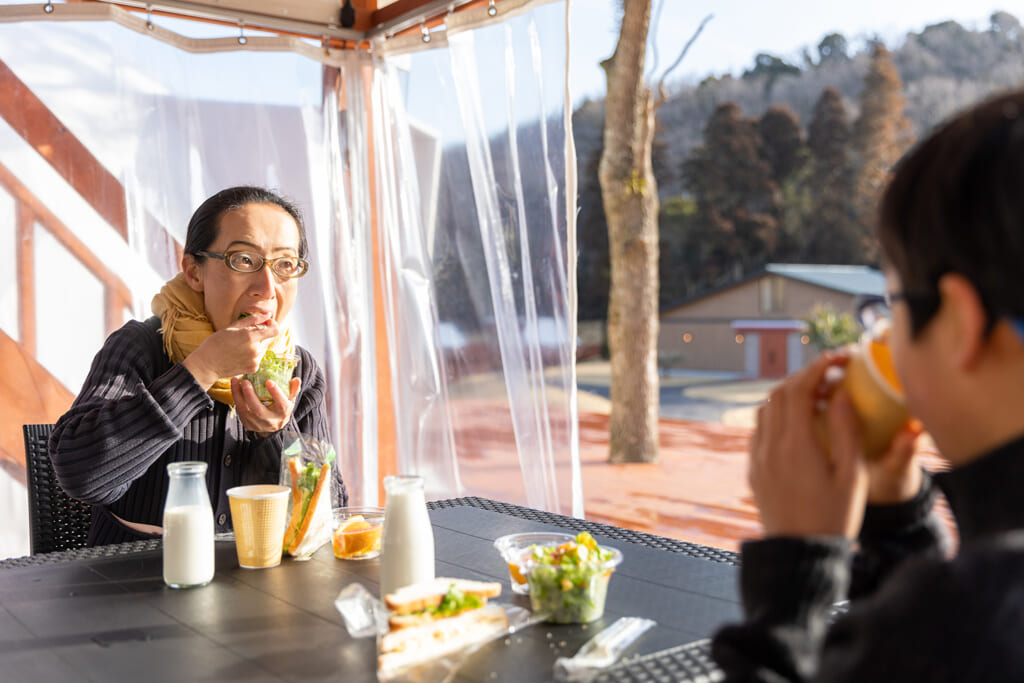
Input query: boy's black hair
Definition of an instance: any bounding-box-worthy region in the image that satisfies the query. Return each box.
[878,90,1024,337]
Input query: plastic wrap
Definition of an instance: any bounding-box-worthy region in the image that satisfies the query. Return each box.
[374,0,581,516]
[334,582,545,682]
[279,430,338,559]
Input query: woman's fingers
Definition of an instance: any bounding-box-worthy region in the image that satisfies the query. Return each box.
[231,377,296,435]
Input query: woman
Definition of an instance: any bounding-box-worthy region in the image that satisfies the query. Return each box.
[50,186,346,546]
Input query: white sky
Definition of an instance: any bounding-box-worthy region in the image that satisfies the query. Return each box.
[569,0,1015,103]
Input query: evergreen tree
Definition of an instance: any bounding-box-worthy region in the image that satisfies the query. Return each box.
[742,53,802,101]
[682,102,778,277]
[851,44,914,261]
[759,105,809,262]
[816,33,850,64]
[805,87,860,263]
[759,105,806,182]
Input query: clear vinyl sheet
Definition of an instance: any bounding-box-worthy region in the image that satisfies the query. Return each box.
[376,0,581,516]
[0,0,580,532]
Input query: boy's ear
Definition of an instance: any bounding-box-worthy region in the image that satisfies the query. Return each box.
[181,254,204,293]
[937,273,986,370]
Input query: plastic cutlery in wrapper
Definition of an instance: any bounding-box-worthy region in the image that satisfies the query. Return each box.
[553,617,656,682]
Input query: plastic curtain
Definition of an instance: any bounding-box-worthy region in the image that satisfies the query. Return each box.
[0,15,374,513]
[0,0,579,559]
[373,0,581,516]
[310,56,379,506]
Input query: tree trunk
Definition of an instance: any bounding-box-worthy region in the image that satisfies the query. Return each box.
[599,0,660,464]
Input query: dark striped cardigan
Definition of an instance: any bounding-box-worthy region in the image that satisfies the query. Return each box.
[49,316,345,546]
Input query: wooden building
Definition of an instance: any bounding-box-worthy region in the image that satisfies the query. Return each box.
[659,264,885,378]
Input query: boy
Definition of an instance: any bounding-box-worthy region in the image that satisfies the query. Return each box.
[713,91,1024,681]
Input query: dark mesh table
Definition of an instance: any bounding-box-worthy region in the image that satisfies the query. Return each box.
[0,497,737,681]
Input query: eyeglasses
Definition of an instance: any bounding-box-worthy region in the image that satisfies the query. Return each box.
[856,291,913,330]
[195,250,309,279]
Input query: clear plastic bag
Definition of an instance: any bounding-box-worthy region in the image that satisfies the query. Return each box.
[279,429,337,560]
[333,583,544,682]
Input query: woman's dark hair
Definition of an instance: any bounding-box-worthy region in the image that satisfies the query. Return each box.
[183,186,308,259]
[878,90,1024,337]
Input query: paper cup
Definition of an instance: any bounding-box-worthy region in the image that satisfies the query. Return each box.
[816,322,910,460]
[227,485,291,569]
[843,326,910,459]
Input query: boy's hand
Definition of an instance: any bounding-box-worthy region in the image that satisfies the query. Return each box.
[749,353,869,539]
[865,421,924,505]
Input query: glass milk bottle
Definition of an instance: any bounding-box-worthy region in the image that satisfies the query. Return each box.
[379,475,435,597]
[163,461,215,589]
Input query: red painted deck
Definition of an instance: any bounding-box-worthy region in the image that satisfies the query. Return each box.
[455,404,955,552]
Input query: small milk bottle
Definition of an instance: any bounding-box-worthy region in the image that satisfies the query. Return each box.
[379,475,435,597]
[163,461,215,589]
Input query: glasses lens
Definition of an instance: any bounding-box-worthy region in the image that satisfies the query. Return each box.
[271,257,306,278]
[227,252,262,272]
[857,299,890,330]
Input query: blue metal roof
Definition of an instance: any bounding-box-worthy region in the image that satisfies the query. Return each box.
[765,264,885,296]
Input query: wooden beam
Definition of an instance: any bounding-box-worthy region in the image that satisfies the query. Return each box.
[0,164,132,319]
[15,200,34,356]
[0,58,128,240]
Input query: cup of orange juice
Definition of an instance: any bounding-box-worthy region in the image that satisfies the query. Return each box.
[332,507,384,560]
[819,320,911,460]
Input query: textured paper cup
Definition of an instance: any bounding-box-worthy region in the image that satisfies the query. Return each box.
[842,329,910,460]
[227,485,290,569]
[816,324,910,461]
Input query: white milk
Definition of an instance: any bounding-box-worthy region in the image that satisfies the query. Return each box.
[163,504,215,588]
[379,476,435,597]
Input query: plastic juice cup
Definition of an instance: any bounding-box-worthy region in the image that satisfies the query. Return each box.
[332,507,385,560]
[493,532,575,595]
[226,484,291,569]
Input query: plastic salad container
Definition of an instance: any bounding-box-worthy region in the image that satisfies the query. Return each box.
[245,351,299,402]
[519,532,623,623]
[493,532,576,595]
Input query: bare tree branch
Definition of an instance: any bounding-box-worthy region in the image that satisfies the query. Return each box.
[654,13,713,108]
[644,0,665,81]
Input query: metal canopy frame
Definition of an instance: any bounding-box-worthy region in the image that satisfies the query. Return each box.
[91,0,485,44]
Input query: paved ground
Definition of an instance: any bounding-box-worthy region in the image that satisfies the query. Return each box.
[576,361,778,427]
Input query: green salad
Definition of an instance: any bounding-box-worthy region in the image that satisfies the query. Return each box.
[413,586,483,618]
[245,349,298,402]
[524,532,621,623]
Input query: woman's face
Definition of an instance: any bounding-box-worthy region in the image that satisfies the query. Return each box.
[184,203,302,332]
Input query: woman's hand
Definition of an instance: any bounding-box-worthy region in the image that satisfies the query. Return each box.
[182,315,280,389]
[865,421,924,505]
[749,353,869,539]
[231,375,301,437]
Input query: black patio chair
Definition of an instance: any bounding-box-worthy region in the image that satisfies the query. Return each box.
[22,423,92,554]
